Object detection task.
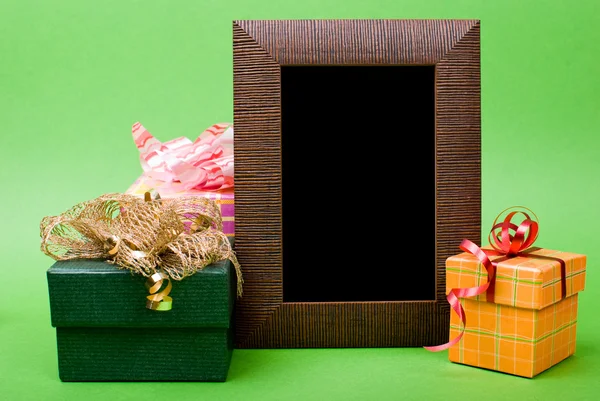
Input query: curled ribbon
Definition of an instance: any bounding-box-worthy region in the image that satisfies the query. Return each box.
[132,122,234,193]
[146,272,173,311]
[425,206,540,352]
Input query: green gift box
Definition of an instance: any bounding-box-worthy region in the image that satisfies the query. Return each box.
[47,258,236,382]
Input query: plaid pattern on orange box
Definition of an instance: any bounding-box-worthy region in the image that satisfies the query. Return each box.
[447,247,586,310]
[449,294,579,378]
[446,247,586,377]
[126,175,234,237]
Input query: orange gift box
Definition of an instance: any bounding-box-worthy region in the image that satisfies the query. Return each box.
[446,246,586,378]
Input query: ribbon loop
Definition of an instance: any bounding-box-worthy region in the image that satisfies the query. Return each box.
[489,206,539,255]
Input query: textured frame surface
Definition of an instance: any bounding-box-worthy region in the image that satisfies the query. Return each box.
[233,19,481,348]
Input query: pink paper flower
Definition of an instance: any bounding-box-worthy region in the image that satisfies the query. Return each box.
[132,122,234,191]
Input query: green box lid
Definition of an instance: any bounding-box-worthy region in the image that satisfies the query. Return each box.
[47,258,234,328]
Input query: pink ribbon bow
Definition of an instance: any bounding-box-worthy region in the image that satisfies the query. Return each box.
[132,122,234,192]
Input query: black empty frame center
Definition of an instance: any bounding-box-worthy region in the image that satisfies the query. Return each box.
[281,65,436,303]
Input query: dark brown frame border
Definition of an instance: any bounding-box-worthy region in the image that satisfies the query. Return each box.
[233,19,481,348]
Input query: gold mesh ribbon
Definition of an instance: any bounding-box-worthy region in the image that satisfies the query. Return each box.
[40,191,242,311]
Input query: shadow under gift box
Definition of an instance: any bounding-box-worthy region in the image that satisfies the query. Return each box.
[446,247,586,378]
[46,258,236,382]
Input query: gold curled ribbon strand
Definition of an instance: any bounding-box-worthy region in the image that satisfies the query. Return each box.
[145,272,172,311]
[105,235,121,256]
[144,189,161,202]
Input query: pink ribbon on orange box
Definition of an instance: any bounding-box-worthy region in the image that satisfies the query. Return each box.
[424,206,558,352]
[132,122,234,193]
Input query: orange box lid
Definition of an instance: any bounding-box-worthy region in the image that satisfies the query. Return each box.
[446,246,586,310]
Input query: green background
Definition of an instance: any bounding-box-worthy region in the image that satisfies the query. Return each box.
[1,0,598,400]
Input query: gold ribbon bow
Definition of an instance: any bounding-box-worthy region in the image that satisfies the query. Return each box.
[40,191,242,311]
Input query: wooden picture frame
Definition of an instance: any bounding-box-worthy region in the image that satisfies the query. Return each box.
[233,19,481,348]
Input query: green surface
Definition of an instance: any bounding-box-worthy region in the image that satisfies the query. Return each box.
[47,259,233,327]
[0,0,599,400]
